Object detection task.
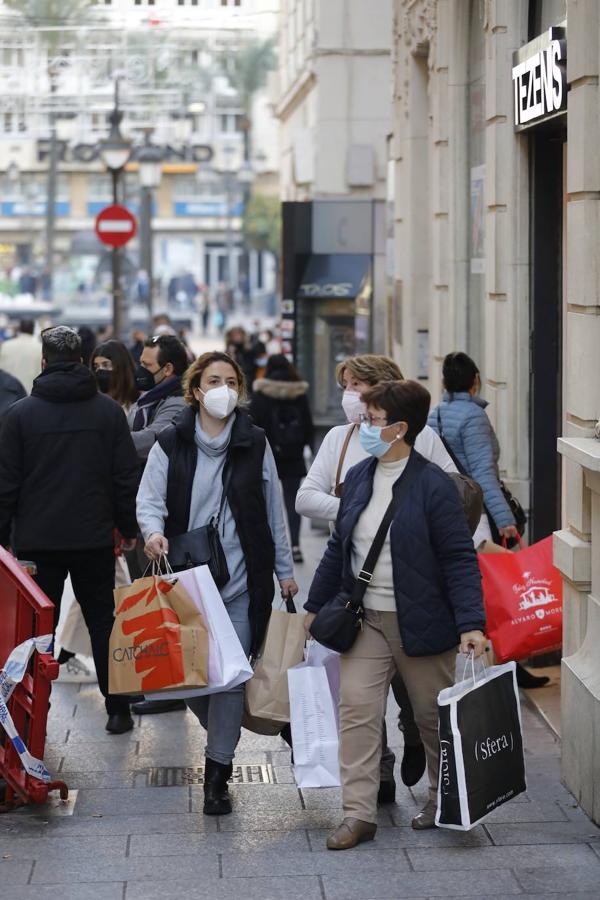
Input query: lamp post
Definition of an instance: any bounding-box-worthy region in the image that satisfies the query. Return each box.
[137,131,163,329]
[236,160,255,307]
[99,79,132,340]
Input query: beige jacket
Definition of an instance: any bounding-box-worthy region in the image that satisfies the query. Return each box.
[0,333,42,394]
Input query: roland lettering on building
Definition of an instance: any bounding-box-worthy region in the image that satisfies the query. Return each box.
[512,26,567,132]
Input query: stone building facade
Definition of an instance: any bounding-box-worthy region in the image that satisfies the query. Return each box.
[390,0,599,823]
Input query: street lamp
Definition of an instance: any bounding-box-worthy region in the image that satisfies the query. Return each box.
[137,132,163,327]
[99,78,132,340]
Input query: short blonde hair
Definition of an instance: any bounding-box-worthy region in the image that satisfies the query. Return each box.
[335,354,404,389]
[183,351,247,411]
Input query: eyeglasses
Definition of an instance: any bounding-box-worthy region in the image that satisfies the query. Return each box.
[359,412,389,427]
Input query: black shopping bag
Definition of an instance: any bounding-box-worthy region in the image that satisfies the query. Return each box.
[436,660,526,830]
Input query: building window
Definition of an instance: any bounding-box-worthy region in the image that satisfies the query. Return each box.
[466,0,486,362]
[221,0,242,7]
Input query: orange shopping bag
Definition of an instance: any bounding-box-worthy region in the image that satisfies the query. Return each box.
[478,536,562,663]
[109,574,208,694]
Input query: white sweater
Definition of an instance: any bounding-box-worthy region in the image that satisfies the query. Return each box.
[296,423,455,522]
[351,456,408,611]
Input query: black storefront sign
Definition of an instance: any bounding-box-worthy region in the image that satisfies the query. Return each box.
[512,26,566,133]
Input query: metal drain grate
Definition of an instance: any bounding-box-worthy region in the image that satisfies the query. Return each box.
[144,764,275,787]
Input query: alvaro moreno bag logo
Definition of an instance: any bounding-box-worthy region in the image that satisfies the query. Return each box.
[512,572,557,611]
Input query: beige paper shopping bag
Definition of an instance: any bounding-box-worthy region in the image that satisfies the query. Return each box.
[244,608,305,725]
[109,574,208,695]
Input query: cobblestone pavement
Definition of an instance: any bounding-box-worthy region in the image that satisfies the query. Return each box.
[1,525,599,899]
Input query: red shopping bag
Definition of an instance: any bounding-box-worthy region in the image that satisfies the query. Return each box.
[478,536,562,663]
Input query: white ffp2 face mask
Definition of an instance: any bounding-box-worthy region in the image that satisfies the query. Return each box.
[201,384,238,419]
[341,389,366,424]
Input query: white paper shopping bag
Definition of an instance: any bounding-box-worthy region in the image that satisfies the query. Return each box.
[288,654,340,788]
[144,564,252,700]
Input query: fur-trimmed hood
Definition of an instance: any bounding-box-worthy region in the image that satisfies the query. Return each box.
[252,378,309,400]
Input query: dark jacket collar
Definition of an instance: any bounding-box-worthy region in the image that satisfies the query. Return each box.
[174,405,255,449]
[31,362,97,403]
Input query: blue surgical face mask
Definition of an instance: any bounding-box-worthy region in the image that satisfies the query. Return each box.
[359,423,394,458]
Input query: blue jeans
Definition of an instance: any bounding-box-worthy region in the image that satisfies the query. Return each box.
[185,591,252,766]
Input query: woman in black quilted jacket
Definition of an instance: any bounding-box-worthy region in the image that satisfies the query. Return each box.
[249,355,313,563]
[305,380,486,849]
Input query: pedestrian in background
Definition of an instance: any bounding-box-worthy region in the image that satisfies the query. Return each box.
[127,334,188,462]
[0,326,139,734]
[0,367,25,424]
[77,325,97,369]
[0,319,40,394]
[249,354,313,563]
[428,351,548,689]
[91,339,139,412]
[137,350,297,816]
[305,380,486,848]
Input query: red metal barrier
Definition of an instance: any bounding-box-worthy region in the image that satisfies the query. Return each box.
[0,546,68,812]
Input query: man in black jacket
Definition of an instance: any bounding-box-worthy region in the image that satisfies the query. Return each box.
[0,326,139,734]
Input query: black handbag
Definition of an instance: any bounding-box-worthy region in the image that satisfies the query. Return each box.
[309,465,413,653]
[167,465,232,587]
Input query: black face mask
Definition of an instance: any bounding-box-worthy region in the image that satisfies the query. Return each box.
[95,369,113,394]
[135,365,158,392]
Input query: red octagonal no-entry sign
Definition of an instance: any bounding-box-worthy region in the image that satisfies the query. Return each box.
[95,204,137,248]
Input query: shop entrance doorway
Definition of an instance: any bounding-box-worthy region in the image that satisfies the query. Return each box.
[529,129,564,541]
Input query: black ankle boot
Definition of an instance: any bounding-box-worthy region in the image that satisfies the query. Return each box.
[203,757,233,816]
[516,662,550,689]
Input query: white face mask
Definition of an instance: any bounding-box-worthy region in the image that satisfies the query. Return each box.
[341,389,367,424]
[200,384,238,419]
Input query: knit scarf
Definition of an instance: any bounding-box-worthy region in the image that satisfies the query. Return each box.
[132,376,182,431]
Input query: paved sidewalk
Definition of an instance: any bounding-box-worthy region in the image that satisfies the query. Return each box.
[2,527,600,899]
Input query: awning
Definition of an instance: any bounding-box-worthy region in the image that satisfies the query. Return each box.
[297,253,371,299]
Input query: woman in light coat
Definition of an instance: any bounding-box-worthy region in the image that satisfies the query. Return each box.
[428,351,548,689]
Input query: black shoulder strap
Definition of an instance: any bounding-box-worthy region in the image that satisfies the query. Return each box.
[436,407,467,476]
[214,461,233,526]
[351,461,414,606]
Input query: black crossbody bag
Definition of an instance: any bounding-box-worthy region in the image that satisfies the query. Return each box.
[167,465,232,587]
[309,468,413,653]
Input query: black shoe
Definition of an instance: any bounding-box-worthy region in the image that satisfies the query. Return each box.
[280,723,294,765]
[400,742,426,787]
[377,777,396,805]
[106,713,134,734]
[516,663,550,689]
[131,699,187,715]
[203,757,233,816]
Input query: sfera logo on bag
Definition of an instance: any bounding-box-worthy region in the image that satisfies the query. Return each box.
[475,731,514,761]
[439,739,452,794]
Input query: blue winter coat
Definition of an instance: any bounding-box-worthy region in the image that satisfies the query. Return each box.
[305,451,485,657]
[428,392,515,530]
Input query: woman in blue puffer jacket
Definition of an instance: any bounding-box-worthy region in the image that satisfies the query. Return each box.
[428,351,549,690]
[428,351,518,544]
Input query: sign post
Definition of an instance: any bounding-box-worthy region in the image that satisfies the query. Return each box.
[95,204,137,340]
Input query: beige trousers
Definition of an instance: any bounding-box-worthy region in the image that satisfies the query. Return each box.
[339,609,456,824]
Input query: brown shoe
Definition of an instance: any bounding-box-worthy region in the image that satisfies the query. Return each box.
[411,799,437,830]
[326,817,377,850]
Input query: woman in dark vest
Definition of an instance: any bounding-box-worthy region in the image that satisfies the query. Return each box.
[137,351,297,816]
[249,354,313,563]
